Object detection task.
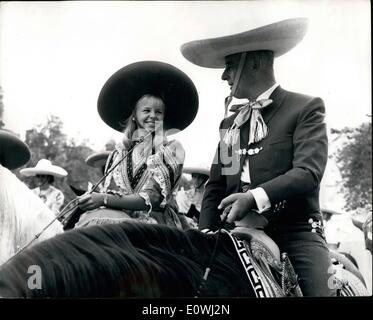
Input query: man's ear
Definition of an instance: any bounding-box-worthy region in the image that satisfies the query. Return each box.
[252,56,260,70]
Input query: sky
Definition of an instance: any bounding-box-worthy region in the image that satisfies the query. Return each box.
[0,0,371,168]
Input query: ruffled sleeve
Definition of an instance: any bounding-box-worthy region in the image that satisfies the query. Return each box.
[139,140,185,210]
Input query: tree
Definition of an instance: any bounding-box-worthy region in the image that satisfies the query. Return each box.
[335,120,372,212]
[22,115,102,205]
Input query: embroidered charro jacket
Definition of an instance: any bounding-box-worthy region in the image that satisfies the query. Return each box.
[199,86,328,231]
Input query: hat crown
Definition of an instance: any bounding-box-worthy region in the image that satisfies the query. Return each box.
[35,159,53,169]
[0,129,31,170]
[20,158,68,177]
[97,60,198,133]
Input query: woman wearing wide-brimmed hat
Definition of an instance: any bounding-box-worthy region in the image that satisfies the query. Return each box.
[20,159,68,216]
[75,61,198,229]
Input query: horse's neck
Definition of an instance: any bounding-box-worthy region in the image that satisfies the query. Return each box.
[0,165,63,264]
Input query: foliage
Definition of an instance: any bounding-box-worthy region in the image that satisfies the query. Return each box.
[20,115,104,205]
[335,121,372,212]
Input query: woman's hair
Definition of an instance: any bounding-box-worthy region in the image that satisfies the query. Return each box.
[121,94,165,149]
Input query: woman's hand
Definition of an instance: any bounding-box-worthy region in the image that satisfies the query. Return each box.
[77,192,104,211]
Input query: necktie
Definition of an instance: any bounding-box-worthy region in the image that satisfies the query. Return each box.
[223,99,273,146]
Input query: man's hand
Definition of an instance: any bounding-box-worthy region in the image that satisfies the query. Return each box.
[77,192,104,211]
[218,192,256,224]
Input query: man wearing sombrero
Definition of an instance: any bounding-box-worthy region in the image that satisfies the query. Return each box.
[20,159,68,216]
[181,18,334,296]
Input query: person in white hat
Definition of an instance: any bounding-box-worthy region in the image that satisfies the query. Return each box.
[20,159,68,216]
[176,166,210,223]
[72,61,199,229]
[181,18,334,296]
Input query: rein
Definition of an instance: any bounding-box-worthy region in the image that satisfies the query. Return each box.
[195,206,230,297]
[3,131,154,265]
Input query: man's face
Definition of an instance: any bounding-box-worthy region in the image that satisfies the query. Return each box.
[35,174,50,187]
[221,54,241,92]
[221,53,256,99]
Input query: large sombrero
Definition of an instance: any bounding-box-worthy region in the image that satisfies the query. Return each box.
[0,129,31,170]
[20,159,68,178]
[97,61,199,132]
[183,166,210,177]
[85,151,111,168]
[181,17,308,68]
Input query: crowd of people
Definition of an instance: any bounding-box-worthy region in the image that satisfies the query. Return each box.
[0,17,371,297]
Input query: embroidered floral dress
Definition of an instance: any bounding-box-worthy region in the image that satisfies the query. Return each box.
[76,139,185,228]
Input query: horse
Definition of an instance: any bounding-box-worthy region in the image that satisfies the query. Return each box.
[1,220,304,298]
[0,164,64,265]
[0,218,369,297]
[0,170,368,297]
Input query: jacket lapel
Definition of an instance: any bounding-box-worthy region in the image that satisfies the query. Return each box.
[261,86,287,125]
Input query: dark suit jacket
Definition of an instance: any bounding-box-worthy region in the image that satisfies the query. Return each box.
[199,86,328,231]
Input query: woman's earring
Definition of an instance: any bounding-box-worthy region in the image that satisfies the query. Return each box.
[132,117,135,121]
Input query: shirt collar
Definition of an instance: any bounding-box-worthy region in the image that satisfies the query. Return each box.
[256,83,279,100]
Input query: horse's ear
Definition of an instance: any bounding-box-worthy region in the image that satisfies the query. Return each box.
[69,185,86,196]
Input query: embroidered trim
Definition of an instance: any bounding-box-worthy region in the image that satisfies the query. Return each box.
[147,154,169,208]
[222,229,268,298]
[138,191,153,214]
[102,141,182,211]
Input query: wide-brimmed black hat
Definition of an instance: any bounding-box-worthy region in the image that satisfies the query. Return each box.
[97,61,199,132]
[0,129,31,170]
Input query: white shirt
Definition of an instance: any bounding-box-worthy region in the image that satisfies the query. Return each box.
[241,83,279,213]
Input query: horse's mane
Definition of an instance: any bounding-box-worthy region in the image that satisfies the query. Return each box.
[0,222,254,298]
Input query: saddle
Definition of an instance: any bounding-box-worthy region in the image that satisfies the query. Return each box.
[231,226,302,297]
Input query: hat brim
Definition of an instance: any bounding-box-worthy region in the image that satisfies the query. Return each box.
[98,61,199,132]
[20,167,67,178]
[183,166,210,177]
[85,151,111,168]
[321,208,343,216]
[181,18,308,68]
[0,130,31,170]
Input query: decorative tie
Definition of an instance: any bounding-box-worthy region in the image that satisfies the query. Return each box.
[223,99,273,146]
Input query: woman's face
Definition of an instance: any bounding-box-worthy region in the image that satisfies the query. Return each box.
[135,96,165,133]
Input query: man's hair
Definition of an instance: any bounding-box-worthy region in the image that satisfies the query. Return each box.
[247,50,274,73]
